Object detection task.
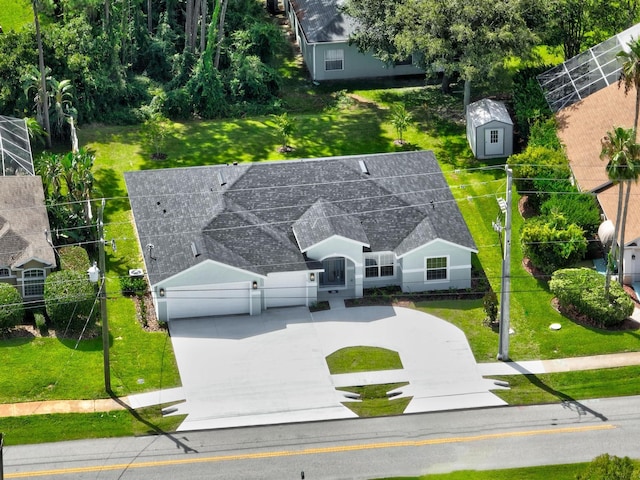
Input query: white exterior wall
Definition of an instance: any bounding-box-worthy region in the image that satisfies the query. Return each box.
[362,251,399,289]
[466,118,478,157]
[399,240,474,292]
[305,236,365,297]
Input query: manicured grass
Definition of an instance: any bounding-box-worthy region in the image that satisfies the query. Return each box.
[490,366,640,405]
[1,405,186,446]
[326,346,403,374]
[338,383,411,417]
[0,0,31,32]
[373,463,587,480]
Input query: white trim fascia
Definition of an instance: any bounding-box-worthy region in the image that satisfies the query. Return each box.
[13,257,55,269]
[315,252,362,267]
[300,235,369,254]
[154,259,267,288]
[396,238,478,258]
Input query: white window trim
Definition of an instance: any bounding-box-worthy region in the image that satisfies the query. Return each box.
[0,267,11,278]
[324,49,344,71]
[489,129,499,143]
[21,268,46,297]
[424,255,449,282]
[364,252,396,279]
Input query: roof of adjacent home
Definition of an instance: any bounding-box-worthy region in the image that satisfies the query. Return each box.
[0,176,56,269]
[125,151,477,286]
[556,82,640,244]
[289,0,357,43]
[467,99,513,128]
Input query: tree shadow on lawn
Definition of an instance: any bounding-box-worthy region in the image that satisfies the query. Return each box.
[519,372,608,422]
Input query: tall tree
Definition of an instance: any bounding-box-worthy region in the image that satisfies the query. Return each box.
[31,0,52,148]
[344,0,537,108]
[600,127,640,293]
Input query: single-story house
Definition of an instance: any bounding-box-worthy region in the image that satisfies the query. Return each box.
[125,151,477,322]
[281,0,423,81]
[556,82,640,284]
[0,176,57,299]
[466,99,514,160]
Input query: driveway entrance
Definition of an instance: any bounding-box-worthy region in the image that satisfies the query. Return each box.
[167,306,505,431]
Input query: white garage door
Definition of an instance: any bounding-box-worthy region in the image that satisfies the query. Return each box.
[265,273,307,309]
[167,282,250,319]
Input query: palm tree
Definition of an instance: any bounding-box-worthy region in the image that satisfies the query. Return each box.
[31,0,51,149]
[618,38,640,140]
[600,127,640,293]
[49,78,75,139]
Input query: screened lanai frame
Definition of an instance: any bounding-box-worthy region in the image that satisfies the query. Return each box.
[0,115,34,176]
[538,23,640,112]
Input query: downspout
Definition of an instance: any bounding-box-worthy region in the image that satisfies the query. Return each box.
[313,43,317,81]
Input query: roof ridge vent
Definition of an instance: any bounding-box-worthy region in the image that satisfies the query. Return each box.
[359,159,369,175]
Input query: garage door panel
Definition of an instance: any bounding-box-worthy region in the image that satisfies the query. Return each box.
[167,282,250,319]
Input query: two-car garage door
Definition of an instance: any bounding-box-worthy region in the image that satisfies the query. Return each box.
[166,282,251,319]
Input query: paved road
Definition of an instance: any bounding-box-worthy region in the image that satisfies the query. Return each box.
[5,395,640,479]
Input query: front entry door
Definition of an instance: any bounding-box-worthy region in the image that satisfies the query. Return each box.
[320,257,345,287]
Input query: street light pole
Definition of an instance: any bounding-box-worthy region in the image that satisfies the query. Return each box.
[497,167,513,361]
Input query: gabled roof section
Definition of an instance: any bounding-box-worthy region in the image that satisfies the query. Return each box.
[467,99,513,128]
[289,0,357,43]
[125,151,477,286]
[293,198,369,252]
[538,23,640,112]
[0,116,34,176]
[0,176,55,269]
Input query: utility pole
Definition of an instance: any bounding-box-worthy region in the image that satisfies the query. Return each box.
[497,167,513,361]
[98,198,110,392]
[1,432,4,480]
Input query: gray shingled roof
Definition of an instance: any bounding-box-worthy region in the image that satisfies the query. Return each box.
[0,176,55,269]
[124,151,477,286]
[467,99,513,128]
[290,0,358,43]
[293,199,369,252]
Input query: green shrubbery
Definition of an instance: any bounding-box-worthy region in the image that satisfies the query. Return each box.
[511,66,553,141]
[44,270,96,332]
[549,268,634,327]
[521,214,588,274]
[120,276,148,296]
[576,453,639,480]
[0,283,24,331]
[540,193,602,236]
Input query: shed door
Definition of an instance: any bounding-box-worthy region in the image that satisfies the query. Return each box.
[485,128,504,156]
[166,282,251,319]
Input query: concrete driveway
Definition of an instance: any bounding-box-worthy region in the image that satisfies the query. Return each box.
[166,305,506,431]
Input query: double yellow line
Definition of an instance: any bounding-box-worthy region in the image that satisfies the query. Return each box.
[7,423,616,478]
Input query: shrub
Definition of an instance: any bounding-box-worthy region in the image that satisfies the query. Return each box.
[120,276,148,296]
[549,268,634,327]
[511,66,553,141]
[34,311,47,334]
[0,283,24,331]
[58,246,90,272]
[521,213,588,274]
[540,193,602,236]
[482,290,499,325]
[44,270,96,332]
[576,453,638,480]
[528,118,562,151]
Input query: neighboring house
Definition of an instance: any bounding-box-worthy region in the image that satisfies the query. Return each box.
[281,0,423,81]
[125,151,477,322]
[555,82,640,284]
[466,99,514,160]
[0,176,56,300]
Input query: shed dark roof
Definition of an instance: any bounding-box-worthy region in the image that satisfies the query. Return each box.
[125,151,477,286]
[289,0,357,43]
[0,176,55,269]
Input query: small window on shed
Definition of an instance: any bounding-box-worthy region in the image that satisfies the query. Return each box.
[325,49,344,71]
[490,129,499,143]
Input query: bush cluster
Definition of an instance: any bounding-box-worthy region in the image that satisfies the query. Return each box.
[58,246,91,272]
[511,66,553,141]
[549,268,634,327]
[44,270,96,332]
[0,283,24,331]
[120,276,148,296]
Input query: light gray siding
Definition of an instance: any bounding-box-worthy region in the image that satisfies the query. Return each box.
[399,241,473,292]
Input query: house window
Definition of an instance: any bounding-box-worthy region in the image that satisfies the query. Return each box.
[426,256,448,281]
[490,129,499,143]
[23,269,45,297]
[364,253,395,278]
[0,267,9,277]
[325,49,344,71]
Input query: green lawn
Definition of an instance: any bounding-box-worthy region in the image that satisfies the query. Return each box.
[327,346,403,374]
[373,463,587,480]
[0,0,31,32]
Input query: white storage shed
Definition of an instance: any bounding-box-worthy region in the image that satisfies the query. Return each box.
[466,99,514,159]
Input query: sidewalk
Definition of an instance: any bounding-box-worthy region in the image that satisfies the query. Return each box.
[2,353,640,419]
